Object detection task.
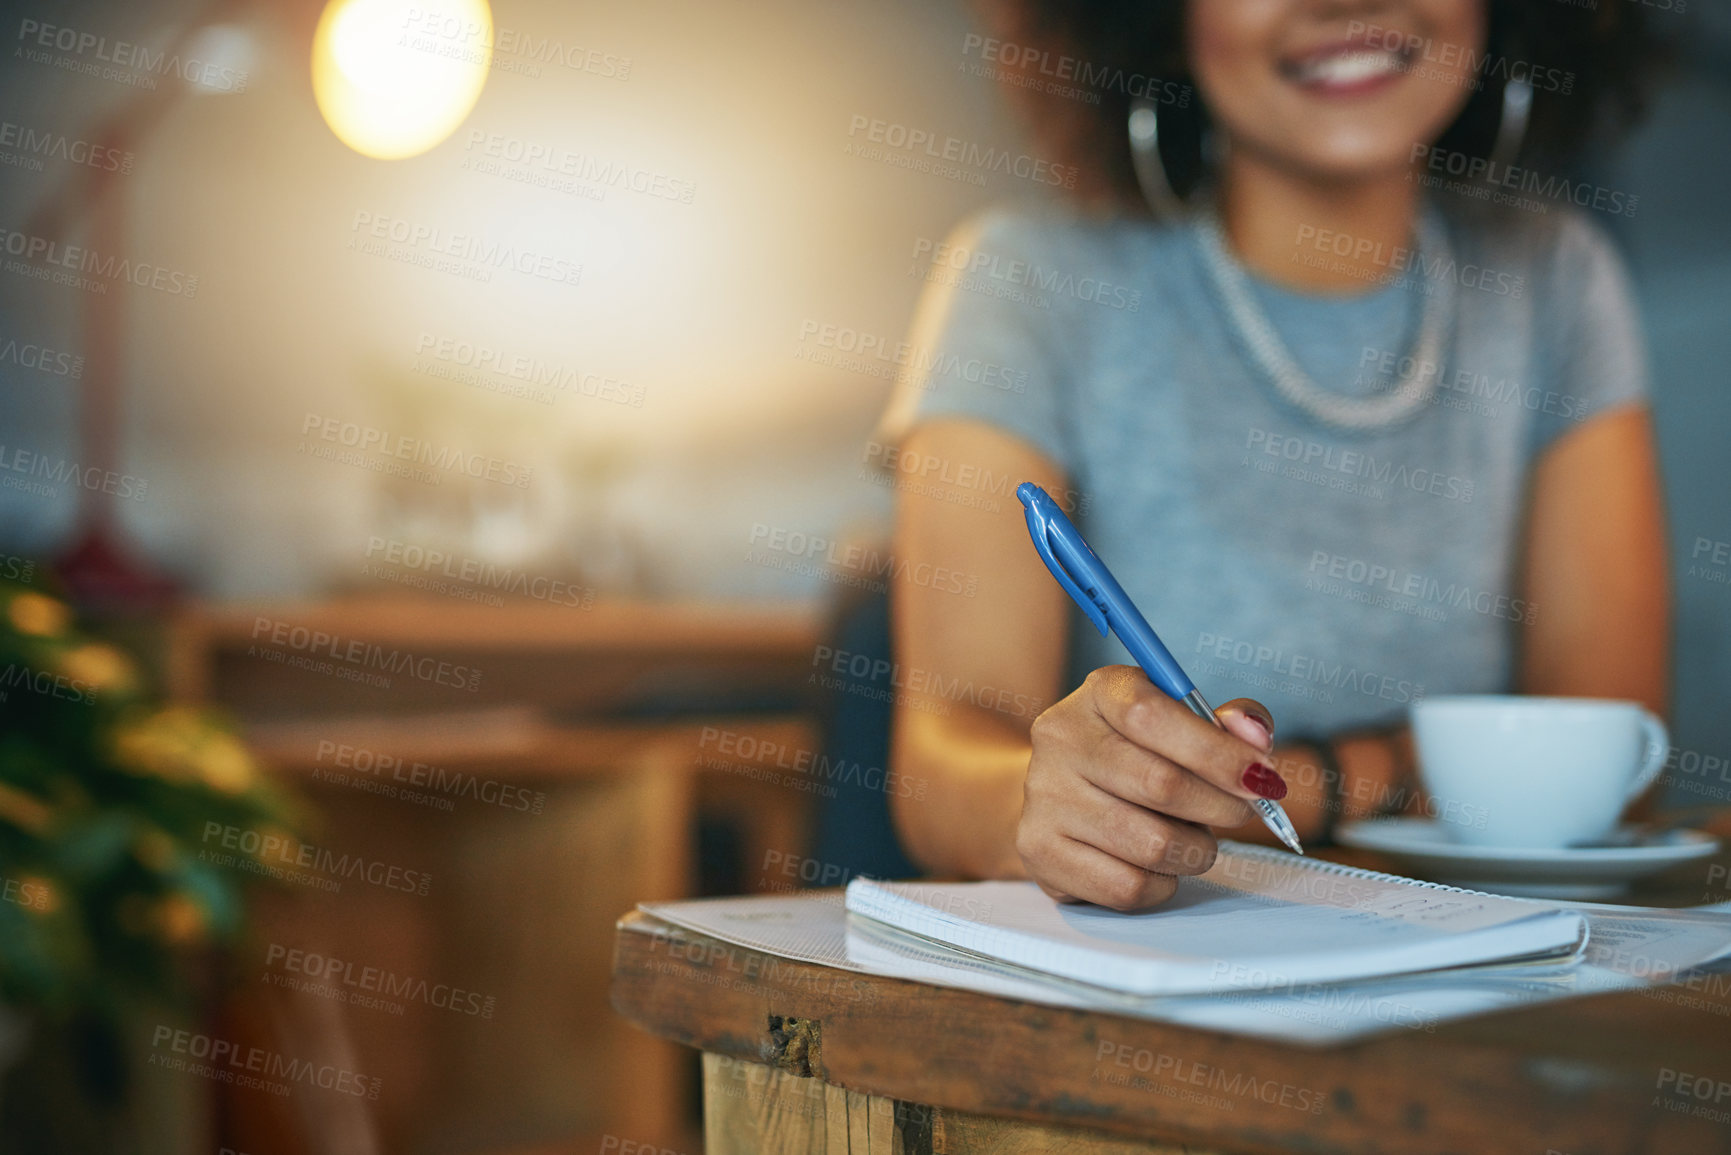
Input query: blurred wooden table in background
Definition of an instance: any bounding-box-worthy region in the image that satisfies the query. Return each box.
[170,595,830,1155]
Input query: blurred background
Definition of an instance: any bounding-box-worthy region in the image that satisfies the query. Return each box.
[0,0,1727,1151]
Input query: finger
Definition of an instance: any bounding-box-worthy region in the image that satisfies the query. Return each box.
[1021,834,1181,912]
[1078,734,1253,829]
[1215,698,1274,752]
[1087,668,1288,802]
[1062,782,1221,876]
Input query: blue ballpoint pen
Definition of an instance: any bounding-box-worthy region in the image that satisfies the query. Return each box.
[1017,482,1304,855]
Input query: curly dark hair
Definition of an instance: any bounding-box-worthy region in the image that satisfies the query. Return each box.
[971,0,1672,209]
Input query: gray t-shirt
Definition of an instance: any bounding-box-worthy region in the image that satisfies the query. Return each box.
[880,204,1648,737]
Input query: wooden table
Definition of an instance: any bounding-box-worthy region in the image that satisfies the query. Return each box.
[169,594,824,719]
[611,847,1731,1155]
[168,596,829,1155]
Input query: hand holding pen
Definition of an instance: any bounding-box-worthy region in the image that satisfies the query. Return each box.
[1012,483,1300,912]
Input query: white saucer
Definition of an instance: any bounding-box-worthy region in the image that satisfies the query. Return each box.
[1334,818,1721,900]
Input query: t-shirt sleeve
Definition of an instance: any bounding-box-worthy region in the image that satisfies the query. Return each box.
[1531,212,1651,454]
[873,210,1078,477]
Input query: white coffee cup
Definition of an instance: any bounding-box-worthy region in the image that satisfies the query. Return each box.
[1410,695,1668,849]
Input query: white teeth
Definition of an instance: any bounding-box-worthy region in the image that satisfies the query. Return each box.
[1293,50,1405,86]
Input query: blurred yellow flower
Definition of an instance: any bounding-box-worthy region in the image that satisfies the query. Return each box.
[0,782,50,834]
[113,707,258,794]
[7,592,69,638]
[59,642,135,694]
[112,716,185,782]
[157,893,207,944]
[199,733,256,794]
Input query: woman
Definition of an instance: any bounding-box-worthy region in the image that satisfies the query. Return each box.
[878,0,1670,909]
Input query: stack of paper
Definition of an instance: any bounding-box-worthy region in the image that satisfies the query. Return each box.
[637,842,1731,1044]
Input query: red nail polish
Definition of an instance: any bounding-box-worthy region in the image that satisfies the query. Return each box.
[1242,762,1287,800]
[1244,711,1274,741]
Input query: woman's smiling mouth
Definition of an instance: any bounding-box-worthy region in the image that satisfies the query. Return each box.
[1279,40,1415,96]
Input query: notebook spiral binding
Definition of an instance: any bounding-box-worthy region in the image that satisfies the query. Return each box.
[1221,840,1532,903]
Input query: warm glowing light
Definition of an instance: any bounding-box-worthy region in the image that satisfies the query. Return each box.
[311,0,491,160]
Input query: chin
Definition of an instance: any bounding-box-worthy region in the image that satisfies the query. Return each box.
[1287,140,1428,183]
[1227,86,1466,188]
[1229,111,1431,183]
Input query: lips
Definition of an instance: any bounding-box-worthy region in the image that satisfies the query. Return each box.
[1279,40,1413,95]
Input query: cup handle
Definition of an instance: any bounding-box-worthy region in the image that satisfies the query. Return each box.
[1625,710,1670,801]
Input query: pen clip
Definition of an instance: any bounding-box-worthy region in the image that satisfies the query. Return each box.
[1017,483,1110,638]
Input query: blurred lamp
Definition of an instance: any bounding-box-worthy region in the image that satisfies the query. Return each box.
[311,0,491,159]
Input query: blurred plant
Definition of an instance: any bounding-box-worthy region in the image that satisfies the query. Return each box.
[0,575,303,1101]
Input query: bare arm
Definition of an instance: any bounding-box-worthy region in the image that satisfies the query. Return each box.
[1517,405,1670,714]
[889,419,1285,903]
[888,418,1068,880]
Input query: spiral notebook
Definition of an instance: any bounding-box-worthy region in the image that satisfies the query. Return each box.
[844,843,1588,996]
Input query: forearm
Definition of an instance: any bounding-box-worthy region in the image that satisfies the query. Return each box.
[891,706,1031,880]
[1518,407,1671,719]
